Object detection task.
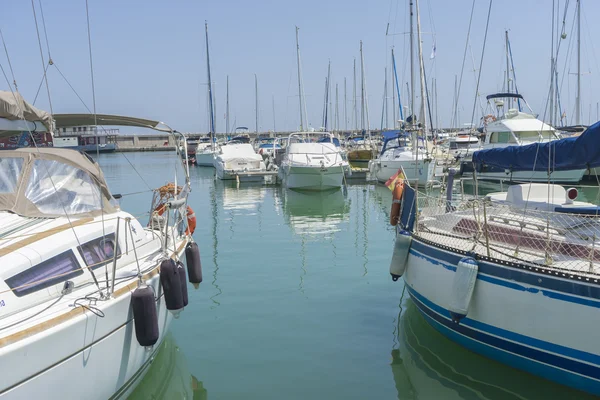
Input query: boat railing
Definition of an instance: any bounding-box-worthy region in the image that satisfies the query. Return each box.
[407,194,600,276]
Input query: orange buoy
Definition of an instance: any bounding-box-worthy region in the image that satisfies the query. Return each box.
[186,206,196,235]
[390,182,404,226]
[154,204,196,236]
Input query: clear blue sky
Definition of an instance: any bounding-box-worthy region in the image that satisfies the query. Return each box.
[2,0,599,133]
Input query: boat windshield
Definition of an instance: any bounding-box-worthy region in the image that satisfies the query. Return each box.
[0,157,24,193]
[25,159,102,215]
[449,141,478,150]
[381,135,412,154]
[515,130,559,143]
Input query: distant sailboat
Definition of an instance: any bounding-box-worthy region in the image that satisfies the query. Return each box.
[196,22,218,167]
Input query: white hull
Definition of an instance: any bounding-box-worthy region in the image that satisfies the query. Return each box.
[215,166,266,182]
[279,165,344,190]
[461,168,585,183]
[195,151,215,167]
[403,238,600,396]
[1,269,176,400]
[369,159,435,185]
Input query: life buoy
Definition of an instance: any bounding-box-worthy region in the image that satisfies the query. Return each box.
[155,204,196,235]
[390,182,404,226]
[483,114,497,125]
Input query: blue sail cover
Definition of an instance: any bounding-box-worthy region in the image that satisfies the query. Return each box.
[472,120,600,172]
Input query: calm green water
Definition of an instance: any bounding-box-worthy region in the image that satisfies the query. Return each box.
[95,152,597,400]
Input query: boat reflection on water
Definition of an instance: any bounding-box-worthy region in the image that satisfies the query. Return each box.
[220,184,266,214]
[128,334,207,400]
[392,299,597,400]
[280,188,350,237]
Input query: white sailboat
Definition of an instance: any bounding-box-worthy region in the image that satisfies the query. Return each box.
[368,0,435,185]
[196,22,218,167]
[0,93,201,398]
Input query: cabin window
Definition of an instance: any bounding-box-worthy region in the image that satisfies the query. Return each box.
[62,128,66,133]
[6,250,83,297]
[77,233,120,269]
[83,127,87,132]
[0,157,24,193]
[514,130,557,143]
[25,159,102,215]
[490,131,514,144]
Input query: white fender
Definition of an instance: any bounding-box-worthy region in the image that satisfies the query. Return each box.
[390,229,412,281]
[448,257,478,323]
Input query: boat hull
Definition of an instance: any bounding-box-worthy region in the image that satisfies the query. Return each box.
[0,266,175,399]
[369,158,435,185]
[403,237,600,396]
[195,151,215,167]
[347,149,373,168]
[279,165,344,190]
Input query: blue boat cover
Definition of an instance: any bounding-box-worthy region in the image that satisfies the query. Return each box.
[382,130,406,140]
[472,120,600,172]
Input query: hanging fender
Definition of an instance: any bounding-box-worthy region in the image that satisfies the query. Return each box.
[390,182,404,226]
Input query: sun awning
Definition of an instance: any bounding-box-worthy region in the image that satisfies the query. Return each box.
[0,91,53,132]
[53,114,174,133]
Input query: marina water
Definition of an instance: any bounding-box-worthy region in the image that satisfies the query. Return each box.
[98,152,597,400]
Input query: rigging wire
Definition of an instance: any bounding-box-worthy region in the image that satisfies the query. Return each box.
[451,0,476,131]
[0,28,17,90]
[469,0,493,130]
[30,0,54,116]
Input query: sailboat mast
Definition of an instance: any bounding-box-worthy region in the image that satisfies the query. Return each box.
[505,30,511,109]
[382,67,388,130]
[409,0,415,125]
[392,55,396,128]
[353,58,358,131]
[272,94,276,132]
[576,0,581,125]
[205,22,215,147]
[344,77,348,130]
[335,83,339,133]
[415,0,428,138]
[360,41,365,134]
[226,75,230,134]
[295,26,304,131]
[255,74,258,133]
[549,0,555,126]
[326,61,331,131]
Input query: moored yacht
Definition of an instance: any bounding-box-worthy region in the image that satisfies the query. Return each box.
[213,142,266,181]
[277,132,349,191]
[0,97,202,399]
[460,93,586,183]
[387,121,600,396]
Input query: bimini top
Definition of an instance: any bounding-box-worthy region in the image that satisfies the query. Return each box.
[0,91,53,132]
[0,147,117,218]
[473,120,600,172]
[486,92,524,101]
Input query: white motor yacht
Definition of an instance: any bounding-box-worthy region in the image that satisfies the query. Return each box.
[0,96,200,399]
[277,133,349,191]
[213,143,266,182]
[460,93,586,183]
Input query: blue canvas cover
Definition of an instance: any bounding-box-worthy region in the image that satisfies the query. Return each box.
[472,121,600,172]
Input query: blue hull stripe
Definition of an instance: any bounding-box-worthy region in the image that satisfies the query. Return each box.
[407,286,600,395]
[410,239,600,305]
